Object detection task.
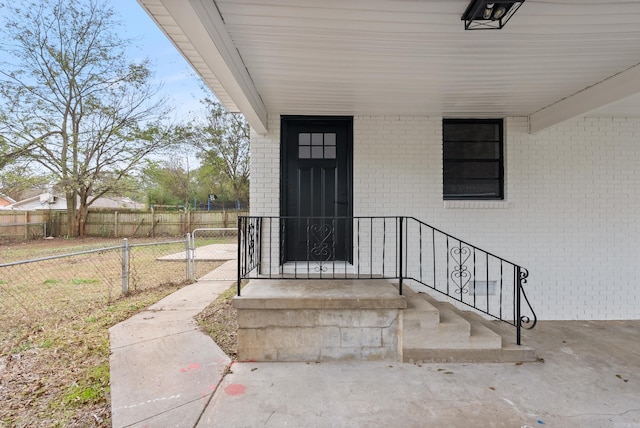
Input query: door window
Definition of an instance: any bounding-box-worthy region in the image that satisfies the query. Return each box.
[298,132,337,159]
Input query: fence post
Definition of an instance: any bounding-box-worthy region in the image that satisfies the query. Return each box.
[186,233,192,281]
[121,238,129,294]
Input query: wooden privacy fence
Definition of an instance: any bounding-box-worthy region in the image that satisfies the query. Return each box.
[0,211,48,240]
[0,209,249,239]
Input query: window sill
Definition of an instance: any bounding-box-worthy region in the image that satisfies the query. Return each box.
[444,200,509,209]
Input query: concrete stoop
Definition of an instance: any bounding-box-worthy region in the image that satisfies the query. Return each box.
[401,287,537,363]
[233,279,407,362]
[233,279,536,364]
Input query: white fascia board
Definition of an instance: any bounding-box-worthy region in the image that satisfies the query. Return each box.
[529,64,640,134]
[159,0,268,134]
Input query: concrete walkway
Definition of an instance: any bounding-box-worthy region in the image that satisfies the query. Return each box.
[156,244,237,262]
[110,272,640,427]
[109,279,234,427]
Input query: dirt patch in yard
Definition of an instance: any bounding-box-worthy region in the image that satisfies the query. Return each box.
[196,284,238,359]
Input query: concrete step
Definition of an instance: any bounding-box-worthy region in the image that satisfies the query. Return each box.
[421,295,504,349]
[401,287,440,331]
[402,293,480,350]
[459,310,538,363]
[401,289,537,363]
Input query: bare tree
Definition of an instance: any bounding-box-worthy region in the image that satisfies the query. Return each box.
[195,98,250,204]
[0,0,170,236]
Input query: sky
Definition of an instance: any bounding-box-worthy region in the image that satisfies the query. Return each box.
[114,0,212,122]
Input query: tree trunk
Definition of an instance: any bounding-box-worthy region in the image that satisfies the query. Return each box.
[76,204,88,238]
[65,193,78,237]
[76,191,91,238]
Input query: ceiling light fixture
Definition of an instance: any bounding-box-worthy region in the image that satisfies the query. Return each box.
[462,0,525,30]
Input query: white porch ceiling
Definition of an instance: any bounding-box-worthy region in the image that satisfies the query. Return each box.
[138,0,640,133]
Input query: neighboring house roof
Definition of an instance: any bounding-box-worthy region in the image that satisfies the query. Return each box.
[88,196,146,210]
[0,193,145,210]
[138,0,640,133]
[0,194,16,207]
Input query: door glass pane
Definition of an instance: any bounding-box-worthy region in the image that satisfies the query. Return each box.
[299,133,310,146]
[299,146,311,159]
[324,133,336,146]
[324,146,336,159]
[312,146,324,159]
[312,133,323,145]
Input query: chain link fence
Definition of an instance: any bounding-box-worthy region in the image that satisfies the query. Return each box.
[0,237,191,353]
[0,232,242,425]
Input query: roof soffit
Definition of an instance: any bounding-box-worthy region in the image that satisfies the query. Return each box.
[140,0,640,134]
[139,0,268,133]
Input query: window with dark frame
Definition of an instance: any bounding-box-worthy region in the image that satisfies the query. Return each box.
[443,119,504,200]
[298,132,337,159]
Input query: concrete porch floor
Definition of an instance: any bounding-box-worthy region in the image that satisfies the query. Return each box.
[201,320,640,427]
[110,271,640,427]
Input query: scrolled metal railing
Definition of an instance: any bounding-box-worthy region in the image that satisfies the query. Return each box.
[237,216,537,345]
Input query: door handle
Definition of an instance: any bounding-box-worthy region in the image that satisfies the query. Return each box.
[335,200,347,205]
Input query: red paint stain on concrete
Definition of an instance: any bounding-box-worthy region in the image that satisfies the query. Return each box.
[224,384,246,396]
[179,362,201,373]
[200,384,218,398]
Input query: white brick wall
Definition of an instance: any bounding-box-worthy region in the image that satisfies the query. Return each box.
[249,116,281,273]
[249,115,280,216]
[251,114,640,320]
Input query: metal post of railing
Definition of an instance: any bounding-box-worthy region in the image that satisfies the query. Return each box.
[516,265,522,345]
[121,238,129,295]
[256,217,262,275]
[237,217,242,296]
[398,216,404,295]
[185,233,192,281]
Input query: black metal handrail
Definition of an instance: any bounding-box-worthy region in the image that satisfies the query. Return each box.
[237,216,536,344]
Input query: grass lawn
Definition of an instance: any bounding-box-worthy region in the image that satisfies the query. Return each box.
[0,237,225,427]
